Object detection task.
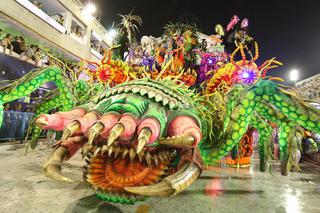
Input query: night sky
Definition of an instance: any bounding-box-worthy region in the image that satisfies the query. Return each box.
[95,0,320,81]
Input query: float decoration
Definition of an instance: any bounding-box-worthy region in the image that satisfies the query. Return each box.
[0,14,319,205]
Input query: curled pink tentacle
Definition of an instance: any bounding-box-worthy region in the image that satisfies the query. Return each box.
[117,114,137,140]
[75,112,100,134]
[167,116,202,146]
[137,118,161,144]
[99,113,121,138]
[38,108,87,130]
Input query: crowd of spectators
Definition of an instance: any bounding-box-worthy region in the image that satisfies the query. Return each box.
[71,25,84,37]
[31,1,65,27]
[0,29,49,66]
[296,75,320,99]
[0,28,81,71]
[32,0,43,10]
[91,40,99,51]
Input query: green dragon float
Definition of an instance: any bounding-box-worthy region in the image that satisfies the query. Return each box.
[0,16,319,205]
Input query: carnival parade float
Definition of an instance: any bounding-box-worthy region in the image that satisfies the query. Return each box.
[0,14,319,204]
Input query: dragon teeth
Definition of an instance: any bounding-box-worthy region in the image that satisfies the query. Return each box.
[114,147,120,158]
[129,148,136,161]
[153,155,159,166]
[93,147,101,157]
[146,152,152,166]
[108,146,113,156]
[138,151,144,162]
[89,142,175,167]
[158,152,165,163]
[122,149,129,159]
[161,150,172,162]
[101,145,108,155]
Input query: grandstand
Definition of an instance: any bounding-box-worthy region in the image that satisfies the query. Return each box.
[296,73,320,102]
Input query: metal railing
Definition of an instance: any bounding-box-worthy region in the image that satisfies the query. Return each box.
[0,111,36,141]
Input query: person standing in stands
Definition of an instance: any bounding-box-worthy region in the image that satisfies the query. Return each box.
[24,45,36,62]
[57,15,64,26]
[11,36,24,55]
[19,37,27,55]
[34,47,42,66]
[73,26,83,37]
[1,34,13,55]
[32,0,40,7]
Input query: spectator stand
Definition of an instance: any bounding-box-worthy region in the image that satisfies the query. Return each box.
[296,74,320,100]
[70,18,86,44]
[90,31,103,59]
[16,0,67,33]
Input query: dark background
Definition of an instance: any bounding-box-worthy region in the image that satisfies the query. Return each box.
[94,0,320,81]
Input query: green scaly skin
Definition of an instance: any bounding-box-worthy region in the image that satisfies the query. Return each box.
[0,67,74,127]
[28,80,103,149]
[29,96,64,149]
[0,66,104,149]
[96,192,147,205]
[81,79,204,204]
[251,115,273,172]
[2,68,320,203]
[200,80,320,172]
[0,67,78,149]
[254,102,297,174]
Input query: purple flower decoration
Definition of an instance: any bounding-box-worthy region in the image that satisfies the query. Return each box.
[141,54,155,70]
[197,52,227,84]
[240,68,257,84]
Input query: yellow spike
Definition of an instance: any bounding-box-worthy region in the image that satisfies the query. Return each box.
[107,123,125,147]
[88,122,105,145]
[62,121,80,141]
[137,128,152,154]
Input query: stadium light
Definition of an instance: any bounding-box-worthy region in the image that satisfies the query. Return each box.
[289,69,299,82]
[82,2,96,20]
[84,3,96,15]
[106,28,117,41]
[109,29,117,38]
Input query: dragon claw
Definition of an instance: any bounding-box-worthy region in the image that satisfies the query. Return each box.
[43,146,74,183]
